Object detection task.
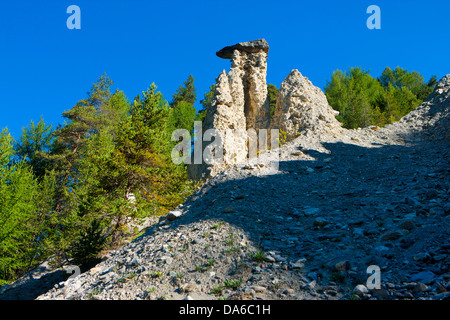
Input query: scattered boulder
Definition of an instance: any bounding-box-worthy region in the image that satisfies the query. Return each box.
[334,260,352,272]
[381,230,404,241]
[353,284,369,295]
[166,210,183,221]
[398,219,415,231]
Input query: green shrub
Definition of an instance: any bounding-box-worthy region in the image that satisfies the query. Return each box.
[71,219,106,264]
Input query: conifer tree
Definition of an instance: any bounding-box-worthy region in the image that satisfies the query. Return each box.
[0,129,55,284]
[14,117,54,179]
[325,66,431,129]
[170,75,197,108]
[197,84,216,122]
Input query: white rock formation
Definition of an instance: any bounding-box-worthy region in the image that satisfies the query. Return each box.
[270,69,342,141]
[188,40,341,180]
[188,39,272,180]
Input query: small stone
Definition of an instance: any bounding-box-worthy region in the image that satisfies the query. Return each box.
[403,282,417,290]
[161,256,174,265]
[303,207,320,216]
[433,254,446,262]
[349,219,365,226]
[371,288,390,299]
[385,282,396,290]
[374,245,390,256]
[89,267,102,275]
[192,238,204,245]
[252,266,263,273]
[274,254,286,262]
[303,280,316,290]
[128,256,140,266]
[396,291,414,299]
[291,258,307,269]
[413,252,431,262]
[326,290,338,296]
[182,283,196,293]
[223,206,236,213]
[354,284,369,295]
[183,295,194,300]
[251,285,266,293]
[410,271,436,284]
[398,219,415,231]
[413,282,428,292]
[404,197,423,208]
[404,213,417,219]
[314,217,328,227]
[335,260,352,272]
[244,287,255,295]
[100,268,111,275]
[381,230,403,241]
[291,152,304,156]
[166,210,182,221]
[283,288,295,295]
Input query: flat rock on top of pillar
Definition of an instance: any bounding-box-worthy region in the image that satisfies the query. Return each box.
[216,39,269,59]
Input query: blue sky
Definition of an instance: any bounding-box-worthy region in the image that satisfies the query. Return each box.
[1,0,449,139]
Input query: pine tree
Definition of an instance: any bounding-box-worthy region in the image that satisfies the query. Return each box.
[42,74,130,255]
[101,83,193,244]
[0,128,55,284]
[170,75,197,108]
[14,117,54,179]
[325,66,429,129]
[197,84,216,122]
[167,75,197,134]
[167,101,197,134]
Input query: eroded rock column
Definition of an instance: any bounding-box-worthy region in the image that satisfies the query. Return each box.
[217,39,271,131]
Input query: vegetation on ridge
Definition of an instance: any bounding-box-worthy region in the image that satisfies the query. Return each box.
[325,66,436,129]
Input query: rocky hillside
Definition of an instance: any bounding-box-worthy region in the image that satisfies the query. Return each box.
[31,73,449,301]
[1,40,448,301]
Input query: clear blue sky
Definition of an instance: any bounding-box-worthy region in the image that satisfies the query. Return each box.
[1,0,449,139]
